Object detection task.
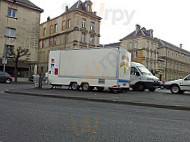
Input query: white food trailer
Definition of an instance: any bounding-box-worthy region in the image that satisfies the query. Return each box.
[48,47,131,92]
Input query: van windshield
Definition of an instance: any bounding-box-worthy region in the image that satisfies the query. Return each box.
[137,67,152,76]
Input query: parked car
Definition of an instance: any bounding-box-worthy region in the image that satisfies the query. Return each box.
[0,71,12,84]
[164,74,190,94]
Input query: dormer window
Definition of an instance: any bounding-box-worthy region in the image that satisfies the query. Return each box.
[87,4,91,12]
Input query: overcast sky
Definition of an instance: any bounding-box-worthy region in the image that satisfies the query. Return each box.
[31,0,190,51]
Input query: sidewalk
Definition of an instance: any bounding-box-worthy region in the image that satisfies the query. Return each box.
[4,86,190,111]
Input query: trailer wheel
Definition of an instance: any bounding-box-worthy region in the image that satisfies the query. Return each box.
[71,82,78,90]
[89,87,94,91]
[149,88,156,92]
[82,83,89,91]
[97,87,104,92]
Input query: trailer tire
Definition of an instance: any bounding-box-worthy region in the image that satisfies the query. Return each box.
[97,87,104,92]
[149,88,156,92]
[82,83,90,91]
[71,82,78,90]
[89,87,94,91]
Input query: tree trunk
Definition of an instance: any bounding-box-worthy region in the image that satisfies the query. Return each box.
[15,58,18,82]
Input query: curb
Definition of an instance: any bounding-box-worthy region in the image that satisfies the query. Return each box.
[4,90,190,111]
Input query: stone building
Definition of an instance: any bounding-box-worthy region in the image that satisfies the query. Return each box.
[0,0,43,80]
[158,40,190,81]
[103,25,160,78]
[38,0,101,74]
[120,25,159,76]
[103,25,190,81]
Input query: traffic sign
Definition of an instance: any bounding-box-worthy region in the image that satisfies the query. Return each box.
[2,58,7,64]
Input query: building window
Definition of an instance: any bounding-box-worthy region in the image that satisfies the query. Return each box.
[7,8,17,18]
[49,38,53,47]
[62,21,65,30]
[54,24,58,33]
[6,28,15,37]
[42,40,45,48]
[134,51,138,58]
[146,41,149,48]
[67,34,70,43]
[6,45,14,57]
[50,25,53,34]
[43,28,46,36]
[87,4,91,12]
[81,32,86,43]
[82,19,86,28]
[68,19,71,28]
[90,35,94,45]
[90,22,95,30]
[129,43,132,49]
[150,43,152,48]
[53,37,56,46]
[134,41,138,49]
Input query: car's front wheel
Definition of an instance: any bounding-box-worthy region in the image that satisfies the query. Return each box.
[170,85,180,94]
[5,78,11,84]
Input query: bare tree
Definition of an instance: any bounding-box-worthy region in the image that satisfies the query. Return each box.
[8,47,30,82]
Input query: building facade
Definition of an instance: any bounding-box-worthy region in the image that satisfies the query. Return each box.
[38,0,101,74]
[103,25,190,81]
[120,25,160,76]
[103,25,161,78]
[158,40,190,81]
[0,0,43,78]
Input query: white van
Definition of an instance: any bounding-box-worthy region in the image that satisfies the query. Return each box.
[130,62,160,92]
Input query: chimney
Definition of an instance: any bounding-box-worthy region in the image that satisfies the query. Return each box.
[180,44,183,49]
[65,6,69,12]
[47,16,50,21]
[136,24,141,33]
[149,29,153,38]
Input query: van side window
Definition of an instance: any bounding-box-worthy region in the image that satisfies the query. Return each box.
[185,76,190,80]
[131,67,138,75]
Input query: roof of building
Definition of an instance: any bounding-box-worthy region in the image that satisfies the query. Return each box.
[99,42,121,48]
[68,0,87,12]
[121,26,154,41]
[10,0,43,12]
[41,0,101,25]
[158,39,190,56]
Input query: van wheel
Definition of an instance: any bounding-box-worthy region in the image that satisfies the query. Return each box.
[97,87,104,92]
[137,83,145,91]
[71,82,78,90]
[5,78,11,84]
[170,85,180,94]
[82,83,89,91]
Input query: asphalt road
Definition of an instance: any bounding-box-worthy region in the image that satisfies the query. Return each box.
[0,93,190,142]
